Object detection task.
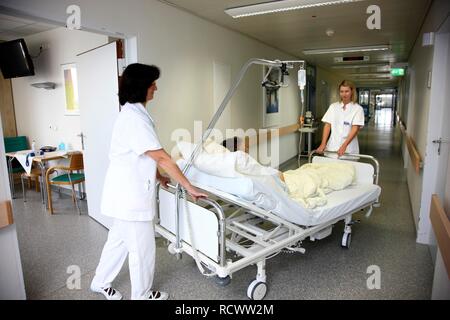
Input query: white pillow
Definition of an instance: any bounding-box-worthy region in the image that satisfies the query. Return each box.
[176,140,278,178]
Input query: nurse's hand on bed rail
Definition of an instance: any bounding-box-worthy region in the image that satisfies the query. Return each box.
[316,144,326,154]
[337,144,348,157]
[157,174,170,188]
[186,185,208,202]
[147,149,207,201]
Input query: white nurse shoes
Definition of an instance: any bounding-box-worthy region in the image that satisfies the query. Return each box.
[90,284,123,300]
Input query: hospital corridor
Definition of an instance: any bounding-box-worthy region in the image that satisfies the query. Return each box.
[0,0,449,303]
[3,110,435,300]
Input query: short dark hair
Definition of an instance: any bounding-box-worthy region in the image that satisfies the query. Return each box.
[118,63,160,105]
[222,136,242,152]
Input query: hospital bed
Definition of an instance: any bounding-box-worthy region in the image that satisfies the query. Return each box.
[155,151,380,300]
[154,59,381,300]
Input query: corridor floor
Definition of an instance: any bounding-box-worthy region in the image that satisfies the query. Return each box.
[12,108,434,299]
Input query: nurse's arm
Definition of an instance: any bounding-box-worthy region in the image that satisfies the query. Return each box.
[337,125,361,156]
[317,122,331,153]
[145,149,208,201]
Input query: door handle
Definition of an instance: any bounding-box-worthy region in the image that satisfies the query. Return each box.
[432,138,450,155]
[77,132,86,150]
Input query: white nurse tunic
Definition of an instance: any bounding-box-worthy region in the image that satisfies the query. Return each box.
[91,102,163,300]
[321,101,365,154]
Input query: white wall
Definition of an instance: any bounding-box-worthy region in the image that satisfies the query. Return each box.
[11,28,108,150]
[400,0,450,235]
[0,0,302,165]
[0,114,26,300]
[313,66,343,146]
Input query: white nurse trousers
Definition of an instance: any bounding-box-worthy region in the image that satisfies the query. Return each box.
[91,218,155,300]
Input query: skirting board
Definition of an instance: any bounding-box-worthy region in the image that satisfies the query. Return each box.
[0,200,14,229]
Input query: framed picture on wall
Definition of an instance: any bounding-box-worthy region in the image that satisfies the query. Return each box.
[262,66,281,128]
[61,63,80,115]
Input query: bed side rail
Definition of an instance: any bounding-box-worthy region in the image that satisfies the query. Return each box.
[308,150,381,207]
[156,182,227,267]
[308,150,380,185]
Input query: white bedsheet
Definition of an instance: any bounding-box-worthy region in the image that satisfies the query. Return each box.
[178,160,381,226]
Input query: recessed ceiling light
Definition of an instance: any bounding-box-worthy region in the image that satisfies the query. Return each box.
[331,63,390,69]
[349,72,391,76]
[303,44,390,55]
[225,0,367,18]
[353,76,392,80]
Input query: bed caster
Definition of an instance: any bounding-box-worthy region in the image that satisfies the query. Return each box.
[341,232,351,249]
[168,243,178,255]
[214,275,231,287]
[247,280,267,300]
[168,243,182,260]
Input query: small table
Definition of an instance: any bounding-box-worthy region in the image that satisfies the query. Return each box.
[297,126,319,166]
[6,150,78,208]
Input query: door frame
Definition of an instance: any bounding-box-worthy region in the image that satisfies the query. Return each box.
[76,37,137,229]
[417,16,450,245]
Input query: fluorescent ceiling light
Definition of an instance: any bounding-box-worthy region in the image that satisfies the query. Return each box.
[353,74,392,77]
[358,79,394,81]
[349,72,391,76]
[225,0,367,18]
[303,45,390,55]
[331,63,390,69]
[353,77,392,80]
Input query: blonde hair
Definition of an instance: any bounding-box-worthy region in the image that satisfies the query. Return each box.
[339,80,357,103]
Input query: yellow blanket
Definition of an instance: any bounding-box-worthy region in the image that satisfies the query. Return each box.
[283,162,356,209]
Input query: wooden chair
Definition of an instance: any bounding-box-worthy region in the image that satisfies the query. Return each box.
[20,167,42,202]
[45,152,85,214]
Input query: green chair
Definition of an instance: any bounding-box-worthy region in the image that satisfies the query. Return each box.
[45,152,85,214]
[4,136,29,186]
[4,136,29,153]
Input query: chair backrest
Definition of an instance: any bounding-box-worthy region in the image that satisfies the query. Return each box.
[4,136,28,153]
[69,152,84,170]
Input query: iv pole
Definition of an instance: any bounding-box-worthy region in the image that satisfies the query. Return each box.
[173,58,305,256]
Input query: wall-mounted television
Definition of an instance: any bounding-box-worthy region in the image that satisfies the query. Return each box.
[0,38,35,79]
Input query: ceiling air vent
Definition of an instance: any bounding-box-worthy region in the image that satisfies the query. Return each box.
[334,56,370,63]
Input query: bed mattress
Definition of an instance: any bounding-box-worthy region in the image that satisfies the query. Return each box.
[178,160,381,226]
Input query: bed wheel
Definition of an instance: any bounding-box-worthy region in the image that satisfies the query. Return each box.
[247,280,267,300]
[341,232,351,249]
[214,275,231,287]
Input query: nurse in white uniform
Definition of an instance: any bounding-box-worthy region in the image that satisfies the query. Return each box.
[90,63,207,300]
[317,80,365,157]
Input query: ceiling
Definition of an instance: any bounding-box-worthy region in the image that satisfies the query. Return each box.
[0,1,431,87]
[161,0,432,87]
[0,13,56,42]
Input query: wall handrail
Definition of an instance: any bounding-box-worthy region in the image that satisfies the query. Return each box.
[399,120,423,174]
[430,194,450,279]
[244,123,300,149]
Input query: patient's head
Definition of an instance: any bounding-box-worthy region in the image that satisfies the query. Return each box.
[222,136,246,153]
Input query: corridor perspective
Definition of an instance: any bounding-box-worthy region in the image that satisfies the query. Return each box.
[1,0,449,303]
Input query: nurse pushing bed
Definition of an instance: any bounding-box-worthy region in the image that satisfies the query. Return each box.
[316,80,365,158]
[90,63,207,301]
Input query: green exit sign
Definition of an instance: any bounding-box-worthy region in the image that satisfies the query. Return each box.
[391,68,405,76]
